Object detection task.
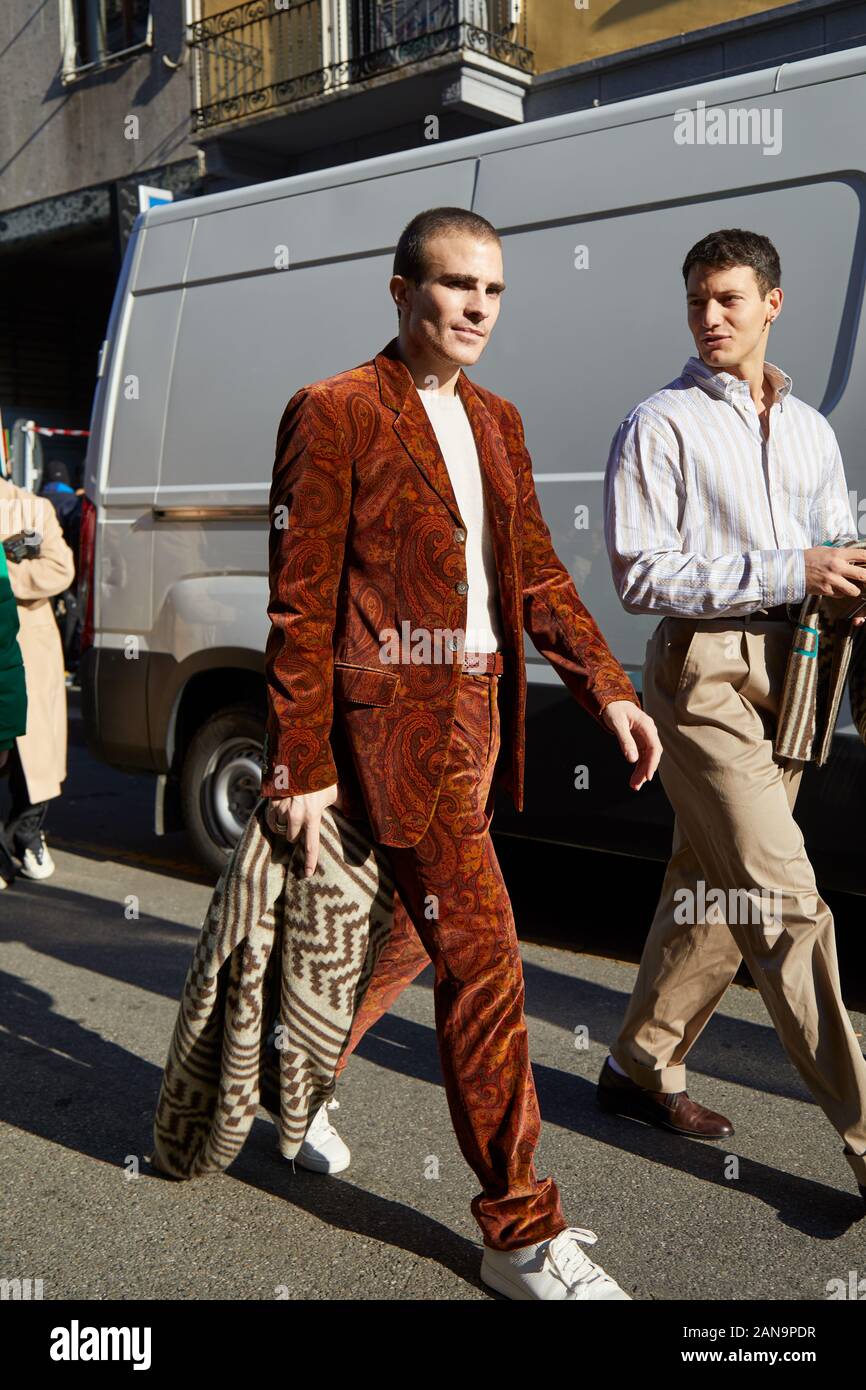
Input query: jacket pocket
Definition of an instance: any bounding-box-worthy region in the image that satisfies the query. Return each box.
[333,661,399,706]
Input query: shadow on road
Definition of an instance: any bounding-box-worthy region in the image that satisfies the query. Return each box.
[0,871,863,1263]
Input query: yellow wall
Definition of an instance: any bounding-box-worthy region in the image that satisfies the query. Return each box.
[197,0,797,75]
[528,0,795,70]
[196,0,325,99]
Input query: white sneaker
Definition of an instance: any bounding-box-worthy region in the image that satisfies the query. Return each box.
[273,1098,350,1174]
[480,1226,632,1301]
[18,833,55,880]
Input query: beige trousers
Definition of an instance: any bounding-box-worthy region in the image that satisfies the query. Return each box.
[610,615,866,1185]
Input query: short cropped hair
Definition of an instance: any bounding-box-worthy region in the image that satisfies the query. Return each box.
[393,207,501,291]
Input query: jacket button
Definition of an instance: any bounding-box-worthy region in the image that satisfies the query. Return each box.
[455,580,469,594]
[453,527,466,543]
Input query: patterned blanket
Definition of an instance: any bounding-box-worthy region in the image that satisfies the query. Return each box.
[150,797,394,1179]
[850,625,866,749]
[775,540,866,764]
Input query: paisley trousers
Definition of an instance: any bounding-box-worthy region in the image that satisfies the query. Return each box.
[334,665,567,1251]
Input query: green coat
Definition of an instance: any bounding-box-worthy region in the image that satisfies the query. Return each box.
[0,541,27,751]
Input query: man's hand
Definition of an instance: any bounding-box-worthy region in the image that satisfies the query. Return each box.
[267,783,343,877]
[601,700,662,791]
[805,547,866,628]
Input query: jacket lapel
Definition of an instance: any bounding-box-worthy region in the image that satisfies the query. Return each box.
[374,337,517,533]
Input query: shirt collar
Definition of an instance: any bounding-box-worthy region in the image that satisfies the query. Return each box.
[682,354,792,406]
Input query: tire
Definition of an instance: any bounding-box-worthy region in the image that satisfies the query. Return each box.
[180,704,265,876]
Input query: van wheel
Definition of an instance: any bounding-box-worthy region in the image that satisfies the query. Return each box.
[180,704,265,876]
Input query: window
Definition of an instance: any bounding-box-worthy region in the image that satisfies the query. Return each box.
[347,2,525,60]
[360,2,454,51]
[63,0,152,74]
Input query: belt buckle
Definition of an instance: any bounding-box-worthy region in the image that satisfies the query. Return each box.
[462,649,504,675]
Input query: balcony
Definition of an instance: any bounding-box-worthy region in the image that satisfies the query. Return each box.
[189,0,534,150]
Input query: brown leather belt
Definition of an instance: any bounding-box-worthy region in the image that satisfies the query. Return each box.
[461,649,505,675]
[742,603,793,622]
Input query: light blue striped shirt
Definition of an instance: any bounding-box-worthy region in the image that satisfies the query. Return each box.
[603,355,857,617]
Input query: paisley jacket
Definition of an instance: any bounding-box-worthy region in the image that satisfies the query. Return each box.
[260,336,640,848]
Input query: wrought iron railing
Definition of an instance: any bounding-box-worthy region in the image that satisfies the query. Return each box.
[190,0,533,131]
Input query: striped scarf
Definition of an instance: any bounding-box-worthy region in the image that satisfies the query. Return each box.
[775,541,866,764]
[150,797,394,1179]
[849,623,866,751]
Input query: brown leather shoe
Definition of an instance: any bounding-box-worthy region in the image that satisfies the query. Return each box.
[596,1057,734,1139]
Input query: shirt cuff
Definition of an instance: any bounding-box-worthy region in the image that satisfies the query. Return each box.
[761,548,806,608]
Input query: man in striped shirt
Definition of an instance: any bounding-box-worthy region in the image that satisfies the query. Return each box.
[602,227,866,1208]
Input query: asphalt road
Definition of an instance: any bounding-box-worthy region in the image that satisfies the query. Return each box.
[1,693,865,1301]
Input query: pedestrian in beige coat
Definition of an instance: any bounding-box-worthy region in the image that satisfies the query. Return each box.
[0,475,75,878]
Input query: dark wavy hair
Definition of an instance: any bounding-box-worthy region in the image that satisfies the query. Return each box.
[682,229,781,298]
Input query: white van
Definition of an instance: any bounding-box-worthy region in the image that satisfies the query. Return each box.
[81,44,866,880]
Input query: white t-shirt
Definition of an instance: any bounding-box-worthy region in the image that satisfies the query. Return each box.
[417,388,506,653]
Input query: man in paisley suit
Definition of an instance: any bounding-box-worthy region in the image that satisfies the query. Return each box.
[260,206,661,1300]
